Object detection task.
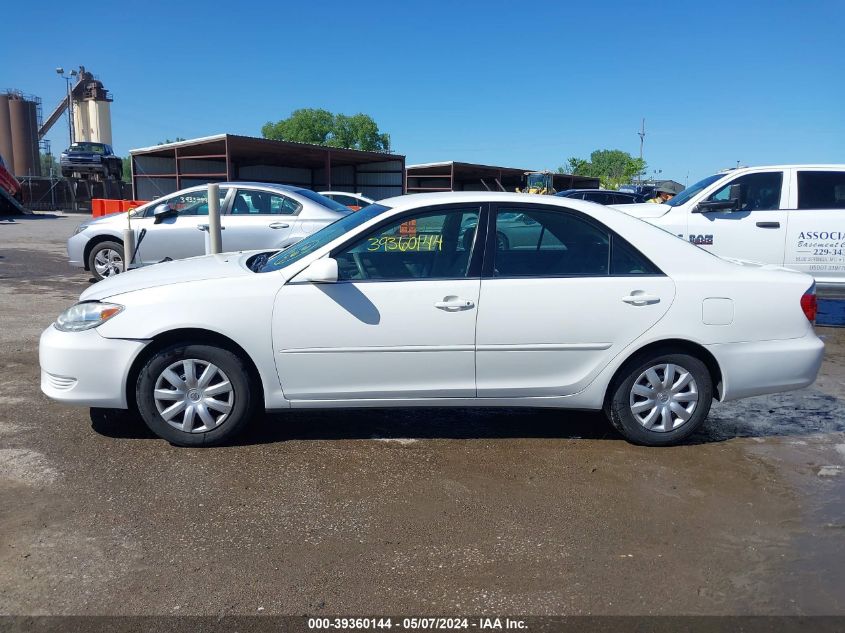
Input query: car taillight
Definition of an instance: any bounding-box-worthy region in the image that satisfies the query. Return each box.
[800,286,817,323]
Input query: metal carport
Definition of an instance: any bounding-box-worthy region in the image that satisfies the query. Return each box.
[405,161,599,194]
[130,134,405,201]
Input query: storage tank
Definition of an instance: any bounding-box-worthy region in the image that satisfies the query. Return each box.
[72,74,113,145]
[0,93,14,171]
[9,96,40,177]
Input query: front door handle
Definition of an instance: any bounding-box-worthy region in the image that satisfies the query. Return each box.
[269,222,290,229]
[755,221,780,229]
[434,296,475,311]
[622,292,660,306]
[197,224,225,231]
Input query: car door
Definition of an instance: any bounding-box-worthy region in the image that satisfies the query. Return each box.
[222,188,300,252]
[272,204,485,401]
[685,170,788,264]
[783,168,845,289]
[134,187,230,264]
[475,204,675,398]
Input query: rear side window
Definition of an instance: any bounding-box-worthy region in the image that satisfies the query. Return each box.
[611,237,661,275]
[798,171,845,209]
[491,207,661,278]
[492,208,609,277]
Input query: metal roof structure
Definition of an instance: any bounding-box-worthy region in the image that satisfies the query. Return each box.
[405,161,599,194]
[130,134,405,201]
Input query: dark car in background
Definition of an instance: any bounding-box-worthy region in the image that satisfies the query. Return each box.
[556,189,646,204]
[60,142,123,179]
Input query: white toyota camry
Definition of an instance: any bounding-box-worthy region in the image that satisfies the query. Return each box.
[40,192,824,447]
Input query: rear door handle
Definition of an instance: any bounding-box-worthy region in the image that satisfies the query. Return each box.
[622,293,660,306]
[269,222,290,229]
[434,296,475,311]
[755,221,780,229]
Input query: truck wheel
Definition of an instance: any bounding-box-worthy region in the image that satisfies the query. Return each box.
[604,351,713,446]
[88,240,124,280]
[136,343,255,447]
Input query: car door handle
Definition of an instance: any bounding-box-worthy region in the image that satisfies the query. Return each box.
[434,296,475,311]
[755,221,780,229]
[197,224,225,231]
[622,293,660,306]
[269,222,290,229]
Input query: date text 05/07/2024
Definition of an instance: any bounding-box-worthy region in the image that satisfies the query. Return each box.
[307,617,527,630]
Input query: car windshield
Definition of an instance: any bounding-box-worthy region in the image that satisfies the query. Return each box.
[665,174,723,207]
[259,204,389,273]
[294,188,353,213]
[68,143,106,154]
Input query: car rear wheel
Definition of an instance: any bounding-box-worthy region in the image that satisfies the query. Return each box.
[88,240,124,281]
[136,343,255,447]
[604,352,713,446]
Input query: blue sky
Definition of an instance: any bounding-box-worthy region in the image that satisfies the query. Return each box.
[3,0,843,184]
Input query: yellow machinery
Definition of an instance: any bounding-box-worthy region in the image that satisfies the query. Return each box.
[516,171,556,195]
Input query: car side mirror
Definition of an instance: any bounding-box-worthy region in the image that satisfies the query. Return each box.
[693,198,740,213]
[297,257,338,283]
[153,203,178,224]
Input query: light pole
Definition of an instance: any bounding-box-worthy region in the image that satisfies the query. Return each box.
[55,67,78,145]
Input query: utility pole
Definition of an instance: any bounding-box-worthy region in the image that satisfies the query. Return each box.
[637,118,645,184]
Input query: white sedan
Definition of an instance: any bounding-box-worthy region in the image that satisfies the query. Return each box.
[40,192,824,447]
[68,183,351,280]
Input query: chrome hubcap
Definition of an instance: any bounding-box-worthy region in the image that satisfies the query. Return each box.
[153,359,234,433]
[629,363,698,432]
[93,248,122,277]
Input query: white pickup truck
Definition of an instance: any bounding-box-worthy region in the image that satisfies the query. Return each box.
[613,165,845,295]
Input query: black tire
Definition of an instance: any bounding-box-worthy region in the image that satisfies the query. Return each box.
[61,168,72,178]
[136,343,255,447]
[604,351,713,446]
[87,240,125,281]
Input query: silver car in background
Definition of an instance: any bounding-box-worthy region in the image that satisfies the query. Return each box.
[67,183,351,280]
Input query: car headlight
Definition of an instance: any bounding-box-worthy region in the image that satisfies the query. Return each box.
[55,302,123,332]
[73,223,89,235]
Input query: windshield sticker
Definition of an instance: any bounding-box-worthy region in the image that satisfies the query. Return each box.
[367,234,443,252]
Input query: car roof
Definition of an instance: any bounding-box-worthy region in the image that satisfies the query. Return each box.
[378,191,632,211]
[716,164,845,175]
[216,181,306,192]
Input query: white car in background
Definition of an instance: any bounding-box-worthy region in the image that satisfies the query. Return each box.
[68,183,351,280]
[41,192,823,447]
[612,165,845,295]
[319,191,375,211]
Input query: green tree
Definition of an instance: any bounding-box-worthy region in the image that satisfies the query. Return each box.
[157,137,186,145]
[559,149,646,189]
[40,153,57,176]
[121,157,131,183]
[262,109,390,152]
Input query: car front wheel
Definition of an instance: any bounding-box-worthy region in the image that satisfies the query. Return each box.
[136,343,255,447]
[88,240,124,280]
[604,352,713,446]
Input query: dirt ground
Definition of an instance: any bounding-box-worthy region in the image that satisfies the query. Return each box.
[1,213,844,616]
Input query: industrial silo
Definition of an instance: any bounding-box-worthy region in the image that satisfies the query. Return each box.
[0,93,14,171]
[8,95,40,177]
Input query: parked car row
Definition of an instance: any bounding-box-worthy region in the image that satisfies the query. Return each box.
[43,189,824,448]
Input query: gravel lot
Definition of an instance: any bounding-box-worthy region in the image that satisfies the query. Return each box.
[1,212,844,616]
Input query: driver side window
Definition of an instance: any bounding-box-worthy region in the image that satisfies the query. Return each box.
[706,172,783,211]
[334,208,480,281]
[146,188,228,217]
